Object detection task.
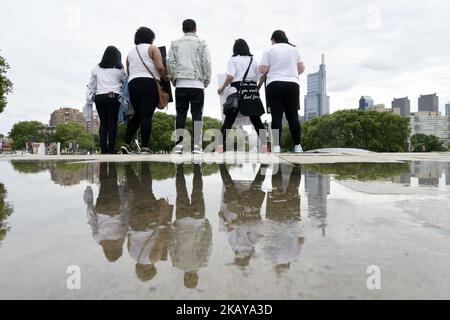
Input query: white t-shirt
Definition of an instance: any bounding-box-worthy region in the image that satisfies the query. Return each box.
[127,44,160,82]
[260,43,303,85]
[89,65,126,95]
[176,79,205,89]
[225,55,261,82]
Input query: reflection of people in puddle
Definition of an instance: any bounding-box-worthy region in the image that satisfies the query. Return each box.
[169,164,212,289]
[125,163,173,282]
[84,163,128,262]
[264,164,305,274]
[219,164,267,268]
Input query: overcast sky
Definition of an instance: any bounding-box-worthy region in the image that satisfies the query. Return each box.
[1,0,449,134]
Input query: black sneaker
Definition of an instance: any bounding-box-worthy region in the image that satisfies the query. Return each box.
[139,147,153,155]
[120,144,132,155]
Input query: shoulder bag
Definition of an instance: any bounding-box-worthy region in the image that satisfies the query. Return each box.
[136,47,170,110]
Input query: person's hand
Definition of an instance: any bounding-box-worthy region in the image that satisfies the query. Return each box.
[217,86,225,95]
[171,79,176,87]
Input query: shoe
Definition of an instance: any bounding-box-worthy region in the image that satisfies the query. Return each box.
[139,147,153,155]
[294,145,304,153]
[272,145,281,153]
[193,145,203,154]
[173,144,183,154]
[120,144,132,155]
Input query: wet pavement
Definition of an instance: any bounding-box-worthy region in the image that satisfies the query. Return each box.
[0,160,449,299]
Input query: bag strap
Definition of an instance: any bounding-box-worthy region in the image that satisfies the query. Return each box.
[136,46,158,81]
[240,57,253,86]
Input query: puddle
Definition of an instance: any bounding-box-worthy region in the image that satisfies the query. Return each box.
[0,160,449,299]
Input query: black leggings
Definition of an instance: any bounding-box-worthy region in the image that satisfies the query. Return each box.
[126,78,158,148]
[267,81,301,145]
[95,93,120,154]
[221,112,266,147]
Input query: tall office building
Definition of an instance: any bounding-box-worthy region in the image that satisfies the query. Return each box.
[418,93,439,113]
[304,170,330,237]
[445,102,450,117]
[392,97,411,117]
[359,96,374,110]
[304,54,330,120]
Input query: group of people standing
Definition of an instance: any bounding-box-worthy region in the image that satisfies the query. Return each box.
[87,19,305,155]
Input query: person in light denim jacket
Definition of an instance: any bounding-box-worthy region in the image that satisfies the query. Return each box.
[168,19,212,154]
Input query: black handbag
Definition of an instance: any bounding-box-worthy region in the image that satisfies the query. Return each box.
[222,57,253,115]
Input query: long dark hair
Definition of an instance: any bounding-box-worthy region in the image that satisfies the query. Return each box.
[271,30,295,47]
[232,39,253,57]
[99,46,123,69]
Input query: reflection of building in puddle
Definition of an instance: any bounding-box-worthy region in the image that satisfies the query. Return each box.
[304,170,330,237]
[51,162,99,186]
[392,161,449,188]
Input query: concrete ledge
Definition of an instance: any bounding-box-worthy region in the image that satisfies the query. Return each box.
[1,152,449,164]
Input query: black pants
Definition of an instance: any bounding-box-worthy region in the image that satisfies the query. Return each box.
[267,81,301,145]
[175,88,204,146]
[176,164,205,220]
[126,78,158,148]
[221,112,266,148]
[95,93,120,154]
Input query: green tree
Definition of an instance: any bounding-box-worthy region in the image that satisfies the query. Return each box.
[301,110,410,152]
[0,183,13,242]
[410,134,446,152]
[0,53,13,114]
[8,120,44,150]
[54,122,94,151]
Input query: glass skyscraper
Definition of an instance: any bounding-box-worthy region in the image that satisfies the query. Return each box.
[304,54,330,120]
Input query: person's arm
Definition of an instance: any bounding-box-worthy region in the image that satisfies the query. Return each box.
[149,45,168,81]
[167,42,176,86]
[218,58,235,94]
[297,49,305,75]
[86,68,97,103]
[201,41,212,88]
[126,58,130,75]
[259,50,270,75]
[218,75,234,95]
[297,62,305,75]
[257,75,266,91]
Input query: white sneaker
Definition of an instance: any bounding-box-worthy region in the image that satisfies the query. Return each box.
[294,145,304,153]
[173,144,183,154]
[272,145,281,153]
[193,145,203,154]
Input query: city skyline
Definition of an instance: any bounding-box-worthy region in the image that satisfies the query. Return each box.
[1,0,450,134]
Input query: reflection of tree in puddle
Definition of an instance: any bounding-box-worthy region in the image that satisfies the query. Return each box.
[303,162,410,181]
[0,183,13,243]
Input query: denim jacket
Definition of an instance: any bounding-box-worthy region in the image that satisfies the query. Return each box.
[118,77,134,124]
[168,33,212,88]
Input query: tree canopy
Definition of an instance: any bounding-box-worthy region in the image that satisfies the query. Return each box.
[54,122,94,151]
[8,120,44,150]
[410,134,447,152]
[0,53,13,114]
[299,110,411,152]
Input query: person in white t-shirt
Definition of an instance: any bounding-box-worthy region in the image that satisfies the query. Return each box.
[87,46,126,154]
[218,39,267,152]
[259,30,306,154]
